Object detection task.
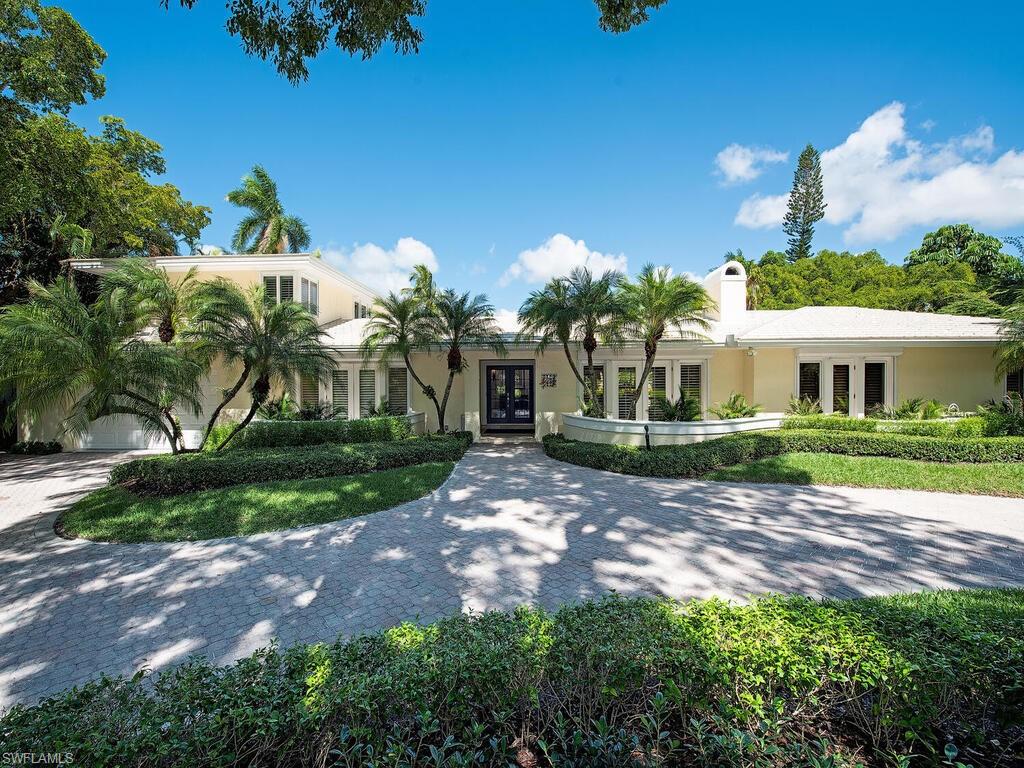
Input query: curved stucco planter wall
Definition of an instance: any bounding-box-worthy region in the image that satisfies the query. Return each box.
[561,412,785,446]
[406,411,427,436]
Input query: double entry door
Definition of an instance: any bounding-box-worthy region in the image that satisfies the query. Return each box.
[486,365,534,425]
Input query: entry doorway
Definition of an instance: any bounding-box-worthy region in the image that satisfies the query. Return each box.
[484,364,534,433]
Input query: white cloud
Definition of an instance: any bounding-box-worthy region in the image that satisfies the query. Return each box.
[493,308,520,333]
[715,143,789,184]
[734,193,789,229]
[500,233,628,286]
[321,237,439,294]
[733,101,1024,242]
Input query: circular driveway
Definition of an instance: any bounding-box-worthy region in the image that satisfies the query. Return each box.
[1,442,1023,710]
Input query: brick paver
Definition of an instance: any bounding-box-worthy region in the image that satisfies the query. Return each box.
[2,442,1023,710]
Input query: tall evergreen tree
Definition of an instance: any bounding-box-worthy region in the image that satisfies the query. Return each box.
[783,144,826,262]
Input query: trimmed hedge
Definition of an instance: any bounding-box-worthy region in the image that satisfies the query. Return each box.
[2,590,1022,767]
[111,433,472,495]
[543,429,1024,477]
[9,440,63,455]
[229,415,411,450]
[783,414,986,438]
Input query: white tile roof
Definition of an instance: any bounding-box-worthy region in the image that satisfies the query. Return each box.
[734,306,1002,342]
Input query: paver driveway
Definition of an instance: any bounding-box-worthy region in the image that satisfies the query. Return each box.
[2,442,1024,710]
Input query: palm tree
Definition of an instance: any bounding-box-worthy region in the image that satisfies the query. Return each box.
[428,289,506,432]
[997,304,1024,381]
[188,279,333,450]
[101,258,203,343]
[0,278,203,453]
[517,267,623,415]
[403,263,437,307]
[226,165,311,254]
[360,292,440,419]
[616,264,713,420]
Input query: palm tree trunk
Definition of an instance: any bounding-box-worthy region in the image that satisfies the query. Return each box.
[584,347,599,414]
[627,347,658,421]
[403,352,442,419]
[559,340,593,410]
[215,399,260,451]
[437,369,457,433]
[197,361,251,451]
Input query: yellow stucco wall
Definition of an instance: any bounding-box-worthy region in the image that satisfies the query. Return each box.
[408,351,465,433]
[750,347,795,412]
[898,346,1003,410]
[708,349,749,410]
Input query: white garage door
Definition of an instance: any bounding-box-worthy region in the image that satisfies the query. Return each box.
[75,415,170,451]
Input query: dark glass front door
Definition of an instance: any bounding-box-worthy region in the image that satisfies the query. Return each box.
[486,365,533,425]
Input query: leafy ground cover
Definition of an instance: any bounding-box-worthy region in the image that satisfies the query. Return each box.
[2,589,1021,766]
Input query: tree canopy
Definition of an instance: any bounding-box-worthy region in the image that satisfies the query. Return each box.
[1,0,210,305]
[782,144,826,262]
[167,0,669,83]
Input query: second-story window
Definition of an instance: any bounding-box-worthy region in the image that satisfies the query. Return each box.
[263,275,294,304]
[301,278,319,315]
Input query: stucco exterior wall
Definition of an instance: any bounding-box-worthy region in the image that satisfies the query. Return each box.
[708,349,749,409]
[408,352,465,433]
[897,346,1003,410]
[751,347,796,412]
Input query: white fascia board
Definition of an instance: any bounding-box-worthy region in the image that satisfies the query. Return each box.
[741,337,1000,347]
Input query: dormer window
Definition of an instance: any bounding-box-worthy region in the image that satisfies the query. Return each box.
[300,277,318,316]
[354,301,369,319]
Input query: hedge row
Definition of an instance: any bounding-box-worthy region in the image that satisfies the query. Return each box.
[543,429,1024,477]
[9,440,63,455]
[2,590,1022,767]
[783,414,986,437]
[111,433,473,495]
[229,415,411,450]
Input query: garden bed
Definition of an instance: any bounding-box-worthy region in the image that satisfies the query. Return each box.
[58,462,455,542]
[2,589,1021,766]
[542,429,1024,480]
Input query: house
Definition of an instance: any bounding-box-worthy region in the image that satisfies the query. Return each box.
[18,254,1021,449]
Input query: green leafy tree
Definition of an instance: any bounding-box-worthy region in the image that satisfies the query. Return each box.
[187,280,333,450]
[783,144,826,262]
[101,259,203,343]
[167,0,668,83]
[0,277,203,452]
[360,292,441,424]
[226,165,311,254]
[615,264,712,419]
[428,289,505,432]
[1,3,209,304]
[907,224,1024,305]
[997,304,1024,381]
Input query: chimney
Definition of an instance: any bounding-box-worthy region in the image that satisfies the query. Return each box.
[702,260,747,323]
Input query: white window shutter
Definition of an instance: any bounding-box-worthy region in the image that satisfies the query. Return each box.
[679,364,701,399]
[331,370,349,420]
[617,367,636,420]
[387,368,408,414]
[263,275,277,303]
[359,369,375,417]
[647,366,667,420]
[279,275,294,302]
[300,375,319,406]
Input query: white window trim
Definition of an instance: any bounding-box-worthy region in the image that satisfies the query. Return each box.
[260,271,299,303]
[598,357,709,421]
[300,277,319,317]
[795,352,896,418]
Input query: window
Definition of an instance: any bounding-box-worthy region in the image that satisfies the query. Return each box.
[387,367,408,414]
[299,374,319,407]
[359,369,376,417]
[798,362,821,402]
[617,367,637,420]
[300,278,318,315]
[331,370,349,420]
[832,364,850,415]
[864,362,886,412]
[679,364,701,400]
[354,301,361,319]
[647,366,667,420]
[1007,369,1023,396]
[263,275,294,304]
[361,304,369,319]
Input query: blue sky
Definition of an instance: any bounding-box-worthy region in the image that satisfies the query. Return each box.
[65,0,1024,314]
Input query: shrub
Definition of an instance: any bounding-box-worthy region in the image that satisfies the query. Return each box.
[870,397,947,420]
[230,415,411,450]
[979,394,1024,437]
[782,415,986,438]
[201,421,238,452]
[9,440,63,455]
[111,433,472,495]
[710,392,761,419]
[1,591,1021,767]
[786,395,822,415]
[543,429,1024,478]
[652,391,702,421]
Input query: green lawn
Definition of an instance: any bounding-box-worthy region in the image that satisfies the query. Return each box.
[59,462,454,542]
[704,452,1024,496]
